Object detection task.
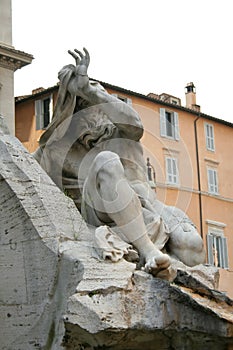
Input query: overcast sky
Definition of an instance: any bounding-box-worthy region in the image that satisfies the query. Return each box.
[12,0,233,123]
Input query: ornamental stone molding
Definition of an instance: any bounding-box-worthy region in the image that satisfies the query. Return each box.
[0,44,33,71]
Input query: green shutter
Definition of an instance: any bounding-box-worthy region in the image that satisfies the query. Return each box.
[174,112,180,140]
[207,234,214,265]
[205,124,215,151]
[160,108,166,137]
[222,237,229,269]
[35,100,44,130]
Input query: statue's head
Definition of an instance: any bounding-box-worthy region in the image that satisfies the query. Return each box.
[70,105,116,150]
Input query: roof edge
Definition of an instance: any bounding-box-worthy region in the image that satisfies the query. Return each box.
[15,78,233,129]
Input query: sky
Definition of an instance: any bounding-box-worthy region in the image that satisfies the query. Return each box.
[12,0,233,123]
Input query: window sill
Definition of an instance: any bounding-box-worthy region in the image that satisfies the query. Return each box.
[166,183,180,189]
[205,157,219,165]
[204,264,229,270]
[161,135,178,141]
[208,191,220,197]
[148,181,156,189]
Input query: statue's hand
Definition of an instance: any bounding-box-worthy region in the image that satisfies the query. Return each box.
[68,48,90,96]
[68,47,90,69]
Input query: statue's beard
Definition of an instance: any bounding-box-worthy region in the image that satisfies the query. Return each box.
[79,123,116,149]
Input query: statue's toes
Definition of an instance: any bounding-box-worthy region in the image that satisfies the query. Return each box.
[156,254,171,270]
[144,253,173,280]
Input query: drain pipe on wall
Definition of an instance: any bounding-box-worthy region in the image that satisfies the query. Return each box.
[194,115,203,238]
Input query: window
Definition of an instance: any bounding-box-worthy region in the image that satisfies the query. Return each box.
[160,108,179,140]
[166,157,179,185]
[207,230,228,269]
[146,157,156,189]
[207,168,218,194]
[35,96,53,130]
[205,123,215,151]
[112,94,132,105]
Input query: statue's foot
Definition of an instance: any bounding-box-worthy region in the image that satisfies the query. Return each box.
[143,250,176,282]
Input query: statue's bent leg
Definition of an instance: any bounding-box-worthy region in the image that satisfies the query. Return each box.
[83,151,173,279]
[167,223,206,266]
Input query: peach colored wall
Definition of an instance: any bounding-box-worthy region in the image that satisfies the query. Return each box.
[219,269,233,299]
[193,118,233,296]
[15,91,58,153]
[15,100,43,152]
[196,118,233,199]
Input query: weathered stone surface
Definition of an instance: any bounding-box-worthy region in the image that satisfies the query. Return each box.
[0,117,90,349]
[63,270,233,349]
[171,258,220,290]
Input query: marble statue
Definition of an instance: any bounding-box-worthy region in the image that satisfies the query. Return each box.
[34,48,205,281]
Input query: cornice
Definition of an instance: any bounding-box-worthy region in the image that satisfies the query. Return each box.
[0,45,33,71]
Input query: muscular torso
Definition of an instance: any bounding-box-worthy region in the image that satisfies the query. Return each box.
[59,110,149,207]
[63,128,147,184]
[40,108,153,210]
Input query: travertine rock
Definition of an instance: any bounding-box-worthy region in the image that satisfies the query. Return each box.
[63,269,233,350]
[0,116,90,349]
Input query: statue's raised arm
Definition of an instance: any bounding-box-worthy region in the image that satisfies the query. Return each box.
[67,48,90,98]
[66,48,143,141]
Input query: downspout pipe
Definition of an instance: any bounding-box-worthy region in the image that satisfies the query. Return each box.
[194,115,203,238]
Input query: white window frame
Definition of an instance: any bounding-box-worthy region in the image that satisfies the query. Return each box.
[160,108,179,140]
[111,93,132,105]
[35,95,53,130]
[205,123,215,151]
[165,157,179,185]
[207,167,219,194]
[206,227,228,269]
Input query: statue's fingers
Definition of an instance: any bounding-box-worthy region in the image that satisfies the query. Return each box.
[68,50,79,61]
[83,47,90,64]
[74,49,84,59]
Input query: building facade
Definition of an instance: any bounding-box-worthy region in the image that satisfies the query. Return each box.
[15,80,233,298]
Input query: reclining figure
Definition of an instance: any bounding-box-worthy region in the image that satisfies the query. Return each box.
[34,48,205,281]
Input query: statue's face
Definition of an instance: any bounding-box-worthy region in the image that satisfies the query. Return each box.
[72,107,116,149]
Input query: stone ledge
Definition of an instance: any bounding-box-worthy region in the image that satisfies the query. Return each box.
[0,44,33,71]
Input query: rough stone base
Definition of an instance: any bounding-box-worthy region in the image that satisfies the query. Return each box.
[62,269,233,350]
[0,115,89,349]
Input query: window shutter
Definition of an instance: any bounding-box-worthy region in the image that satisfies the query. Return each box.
[222,237,229,269]
[166,157,178,184]
[208,169,218,194]
[49,95,53,121]
[207,234,214,265]
[205,124,215,151]
[208,125,212,149]
[172,158,178,183]
[160,108,166,137]
[213,170,218,193]
[174,112,180,140]
[126,98,132,105]
[166,158,172,182]
[35,100,44,130]
[208,169,213,192]
[205,124,210,149]
[210,125,215,150]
